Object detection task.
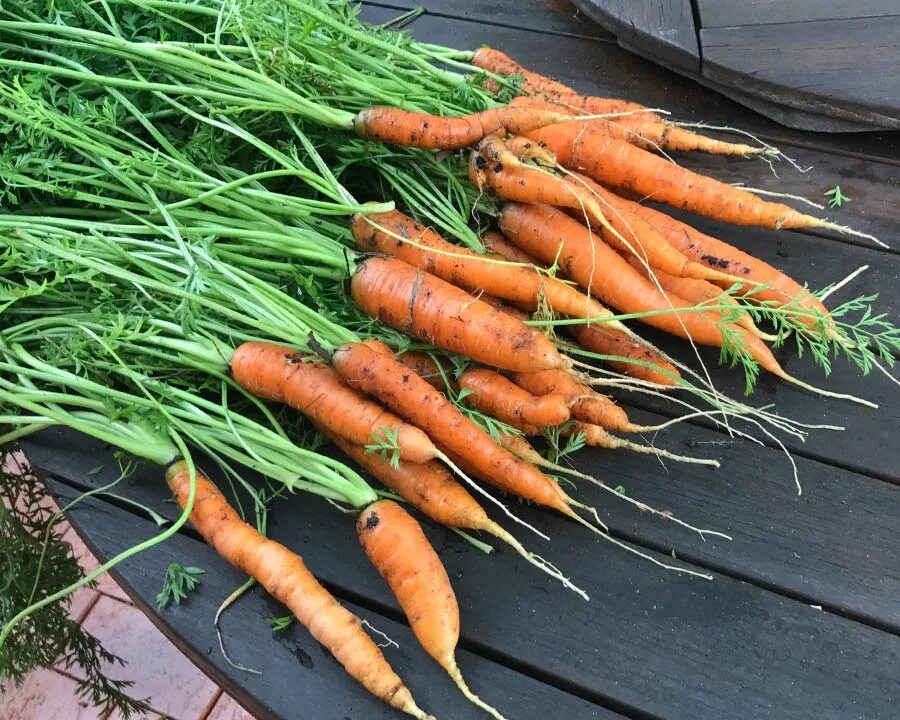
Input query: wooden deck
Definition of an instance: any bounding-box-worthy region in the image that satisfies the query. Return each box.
[572,0,900,131]
[23,2,900,718]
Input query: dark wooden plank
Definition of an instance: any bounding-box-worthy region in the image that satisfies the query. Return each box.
[46,480,618,720]
[362,0,611,40]
[26,430,900,719]
[362,4,900,162]
[701,19,900,130]
[698,1,900,29]
[570,0,700,73]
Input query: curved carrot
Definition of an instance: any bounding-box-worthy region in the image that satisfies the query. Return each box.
[230,342,438,463]
[350,256,568,373]
[625,201,835,330]
[358,500,506,719]
[509,370,643,433]
[352,208,609,321]
[471,47,573,97]
[331,342,579,517]
[166,463,431,719]
[498,203,784,375]
[458,367,571,428]
[526,122,839,233]
[483,230,681,385]
[354,105,570,150]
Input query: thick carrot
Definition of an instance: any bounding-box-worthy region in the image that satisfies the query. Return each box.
[354,105,572,150]
[165,463,431,719]
[352,208,610,321]
[230,342,438,463]
[483,230,681,385]
[458,367,571,428]
[509,370,645,433]
[625,201,835,330]
[526,122,838,233]
[498,203,785,375]
[350,256,569,373]
[331,341,580,518]
[358,500,506,719]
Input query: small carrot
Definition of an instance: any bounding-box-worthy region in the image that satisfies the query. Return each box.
[165,463,432,719]
[350,256,569,373]
[625,201,836,332]
[509,370,649,433]
[331,341,589,522]
[623,253,776,341]
[358,500,506,719]
[354,105,572,150]
[471,47,574,97]
[483,230,681,385]
[498,202,782,375]
[230,342,438,463]
[526,122,873,241]
[352,208,610,321]
[458,367,571,428]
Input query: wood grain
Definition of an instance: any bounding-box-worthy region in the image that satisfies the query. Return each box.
[697,1,900,29]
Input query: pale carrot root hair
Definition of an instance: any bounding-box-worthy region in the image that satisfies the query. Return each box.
[351,257,569,373]
[166,463,432,719]
[230,342,438,463]
[358,500,508,719]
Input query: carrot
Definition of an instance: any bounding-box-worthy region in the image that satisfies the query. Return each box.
[354,105,573,150]
[230,342,439,463]
[458,367,571,428]
[350,256,569,373]
[509,370,649,433]
[623,253,776,340]
[471,47,574,97]
[526,122,866,239]
[352,208,610,321]
[483,230,681,385]
[560,172,750,287]
[624,201,836,332]
[498,202,785,376]
[331,341,589,521]
[165,463,432,719]
[358,500,506,719]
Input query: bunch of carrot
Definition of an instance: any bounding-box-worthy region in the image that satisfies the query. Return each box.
[1,3,897,720]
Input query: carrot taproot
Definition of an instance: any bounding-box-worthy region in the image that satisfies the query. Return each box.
[165,463,432,719]
[230,342,438,463]
[624,201,836,332]
[622,253,775,340]
[352,207,610,321]
[357,500,506,719]
[350,256,569,373]
[498,202,785,376]
[526,122,865,238]
[354,105,573,150]
[483,229,681,385]
[458,367,571,428]
[331,341,585,519]
[509,370,651,432]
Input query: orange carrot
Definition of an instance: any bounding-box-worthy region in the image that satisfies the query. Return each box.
[354,105,572,150]
[458,367,571,428]
[230,342,438,463]
[471,47,574,97]
[509,370,645,433]
[526,122,844,234]
[350,256,569,373]
[498,202,785,375]
[358,500,506,718]
[483,229,681,385]
[166,463,431,719]
[625,201,835,330]
[352,208,609,320]
[331,341,583,519]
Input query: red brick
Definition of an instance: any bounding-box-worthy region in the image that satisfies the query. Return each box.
[78,596,219,720]
[0,668,101,720]
[205,692,257,720]
[62,525,131,603]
